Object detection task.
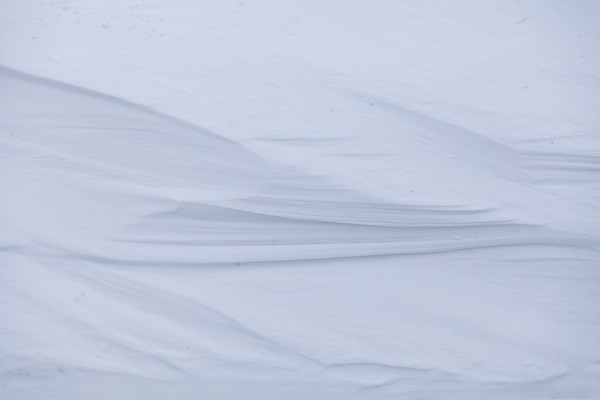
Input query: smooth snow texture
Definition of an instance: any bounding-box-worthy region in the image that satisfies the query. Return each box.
[1,1,600,399]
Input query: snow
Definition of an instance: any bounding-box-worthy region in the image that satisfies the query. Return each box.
[1,1,600,399]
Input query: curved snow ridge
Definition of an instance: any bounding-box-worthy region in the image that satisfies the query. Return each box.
[347,91,527,184]
[95,201,597,264]
[0,65,242,146]
[2,65,598,262]
[1,65,270,188]
[0,65,270,250]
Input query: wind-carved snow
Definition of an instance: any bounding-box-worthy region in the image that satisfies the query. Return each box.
[1,1,600,399]
[3,67,595,265]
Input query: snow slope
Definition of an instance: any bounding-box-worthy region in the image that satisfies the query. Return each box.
[1,1,600,399]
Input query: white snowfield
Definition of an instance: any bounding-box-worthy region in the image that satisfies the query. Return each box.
[1,1,599,399]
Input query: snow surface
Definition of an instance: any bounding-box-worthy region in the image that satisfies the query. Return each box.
[1,1,600,399]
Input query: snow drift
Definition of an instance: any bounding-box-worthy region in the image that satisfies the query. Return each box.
[1,1,599,399]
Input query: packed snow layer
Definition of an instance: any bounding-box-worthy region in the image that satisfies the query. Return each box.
[1,1,600,399]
